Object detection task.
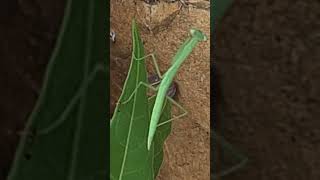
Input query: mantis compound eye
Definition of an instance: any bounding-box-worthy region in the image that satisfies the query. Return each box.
[190,29,207,41]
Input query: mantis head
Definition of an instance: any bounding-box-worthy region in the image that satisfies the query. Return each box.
[190,29,208,41]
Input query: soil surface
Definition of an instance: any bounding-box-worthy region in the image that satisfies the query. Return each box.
[215,0,320,179]
[110,0,210,179]
[0,0,65,179]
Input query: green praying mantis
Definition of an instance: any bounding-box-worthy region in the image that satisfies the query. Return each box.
[146,29,207,149]
[119,28,208,150]
[114,20,248,178]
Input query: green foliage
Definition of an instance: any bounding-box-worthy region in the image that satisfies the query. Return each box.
[211,0,249,178]
[7,0,108,180]
[212,0,234,22]
[212,131,248,179]
[110,20,172,180]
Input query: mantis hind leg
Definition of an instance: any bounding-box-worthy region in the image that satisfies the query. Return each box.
[120,80,186,126]
[156,96,188,127]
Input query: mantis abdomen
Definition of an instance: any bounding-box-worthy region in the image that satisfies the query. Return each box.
[147,70,176,149]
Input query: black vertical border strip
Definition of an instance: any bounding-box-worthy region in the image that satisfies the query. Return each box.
[106,0,110,177]
[210,0,216,178]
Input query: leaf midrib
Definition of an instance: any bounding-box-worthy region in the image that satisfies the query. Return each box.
[119,23,144,180]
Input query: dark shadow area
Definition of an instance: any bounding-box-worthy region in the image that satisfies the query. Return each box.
[212,64,248,179]
[0,0,66,179]
[214,0,320,179]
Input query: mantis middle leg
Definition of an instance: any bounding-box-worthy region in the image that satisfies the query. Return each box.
[132,53,164,79]
[118,81,188,125]
[114,52,164,97]
[118,52,165,104]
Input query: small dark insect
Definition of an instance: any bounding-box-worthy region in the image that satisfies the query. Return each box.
[166,81,177,98]
[110,31,116,43]
[148,74,161,85]
[148,74,177,98]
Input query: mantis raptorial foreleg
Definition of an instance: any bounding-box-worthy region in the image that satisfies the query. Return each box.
[154,96,188,127]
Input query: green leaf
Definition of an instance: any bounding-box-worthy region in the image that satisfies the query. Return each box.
[110,20,154,180]
[212,131,248,178]
[7,0,108,179]
[212,0,234,22]
[211,0,249,177]
[110,19,173,180]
